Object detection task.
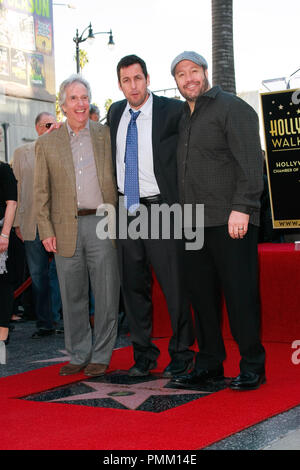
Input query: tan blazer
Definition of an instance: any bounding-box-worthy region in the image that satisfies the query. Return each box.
[12,141,38,241]
[34,120,117,258]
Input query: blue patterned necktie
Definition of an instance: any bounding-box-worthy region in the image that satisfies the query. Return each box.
[124,109,141,213]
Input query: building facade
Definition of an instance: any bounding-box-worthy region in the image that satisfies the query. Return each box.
[0,0,56,162]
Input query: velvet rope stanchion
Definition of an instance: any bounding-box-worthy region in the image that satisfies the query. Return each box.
[14,277,32,299]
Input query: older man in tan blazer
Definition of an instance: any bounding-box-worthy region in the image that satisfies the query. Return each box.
[13,112,62,338]
[34,75,120,377]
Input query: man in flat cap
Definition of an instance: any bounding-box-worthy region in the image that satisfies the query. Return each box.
[170,51,266,391]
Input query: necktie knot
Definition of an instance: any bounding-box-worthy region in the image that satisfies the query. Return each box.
[129,109,141,122]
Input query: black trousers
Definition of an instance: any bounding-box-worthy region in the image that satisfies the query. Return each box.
[0,279,14,328]
[184,224,265,374]
[116,206,195,364]
[0,231,17,327]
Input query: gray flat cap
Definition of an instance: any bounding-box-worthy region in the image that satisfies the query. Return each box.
[171,51,208,76]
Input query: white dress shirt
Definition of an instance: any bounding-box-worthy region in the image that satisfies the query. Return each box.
[116,92,160,197]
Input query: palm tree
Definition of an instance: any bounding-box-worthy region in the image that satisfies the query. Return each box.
[73,49,89,73]
[211,0,236,94]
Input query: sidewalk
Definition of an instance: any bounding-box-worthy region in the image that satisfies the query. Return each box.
[264,429,300,450]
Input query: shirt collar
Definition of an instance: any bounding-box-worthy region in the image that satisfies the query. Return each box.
[204,85,221,98]
[66,119,90,136]
[183,85,222,115]
[125,91,153,117]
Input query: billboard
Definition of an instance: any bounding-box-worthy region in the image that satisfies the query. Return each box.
[0,0,55,102]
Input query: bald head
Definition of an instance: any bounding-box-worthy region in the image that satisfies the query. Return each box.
[35,112,56,136]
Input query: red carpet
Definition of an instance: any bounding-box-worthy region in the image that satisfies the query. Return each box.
[152,243,300,343]
[0,338,299,450]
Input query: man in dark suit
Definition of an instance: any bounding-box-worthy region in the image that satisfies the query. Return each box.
[107,55,194,377]
[170,51,266,391]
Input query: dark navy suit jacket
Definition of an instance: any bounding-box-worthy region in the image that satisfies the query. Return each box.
[106,93,184,205]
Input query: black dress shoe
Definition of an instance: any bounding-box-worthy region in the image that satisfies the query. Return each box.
[128,358,157,377]
[230,371,266,391]
[162,358,194,378]
[31,329,55,339]
[171,367,224,389]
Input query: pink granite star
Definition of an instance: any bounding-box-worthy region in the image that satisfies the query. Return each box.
[32,350,70,363]
[52,377,208,410]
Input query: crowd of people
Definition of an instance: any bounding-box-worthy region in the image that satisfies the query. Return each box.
[0,51,284,390]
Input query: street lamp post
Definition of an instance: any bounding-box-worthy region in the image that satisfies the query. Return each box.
[73,23,114,74]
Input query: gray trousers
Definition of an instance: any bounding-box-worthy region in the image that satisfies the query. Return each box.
[55,215,120,365]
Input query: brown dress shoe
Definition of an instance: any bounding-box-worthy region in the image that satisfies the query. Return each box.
[59,363,86,376]
[84,363,107,377]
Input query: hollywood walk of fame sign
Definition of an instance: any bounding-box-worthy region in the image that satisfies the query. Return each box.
[260,89,300,228]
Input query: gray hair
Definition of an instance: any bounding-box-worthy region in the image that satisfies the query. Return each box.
[58,74,92,116]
